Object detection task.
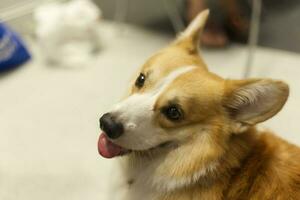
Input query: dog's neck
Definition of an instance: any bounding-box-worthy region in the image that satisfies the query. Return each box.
[124,127,258,198]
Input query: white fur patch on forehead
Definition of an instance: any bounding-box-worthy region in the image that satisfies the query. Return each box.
[153,66,196,97]
[113,66,196,115]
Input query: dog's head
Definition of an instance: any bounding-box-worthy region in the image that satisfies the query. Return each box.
[98,9,289,189]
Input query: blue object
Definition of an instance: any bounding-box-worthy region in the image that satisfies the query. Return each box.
[0,23,31,72]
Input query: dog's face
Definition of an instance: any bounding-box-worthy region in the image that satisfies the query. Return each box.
[98,10,289,169]
[103,53,222,152]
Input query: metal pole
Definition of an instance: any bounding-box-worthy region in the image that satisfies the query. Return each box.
[243,0,262,78]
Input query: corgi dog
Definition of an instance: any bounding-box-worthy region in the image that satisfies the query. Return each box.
[98,10,300,200]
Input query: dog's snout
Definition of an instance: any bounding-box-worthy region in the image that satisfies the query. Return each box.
[99,113,124,139]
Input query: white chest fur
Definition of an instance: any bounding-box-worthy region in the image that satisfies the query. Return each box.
[113,151,218,200]
[121,157,158,200]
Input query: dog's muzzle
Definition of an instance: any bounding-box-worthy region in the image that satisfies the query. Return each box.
[99,113,124,139]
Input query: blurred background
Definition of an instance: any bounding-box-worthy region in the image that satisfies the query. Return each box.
[0,0,300,199]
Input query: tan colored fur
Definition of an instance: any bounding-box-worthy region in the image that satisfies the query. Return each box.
[107,10,300,200]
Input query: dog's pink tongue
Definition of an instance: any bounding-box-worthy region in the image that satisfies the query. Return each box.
[98,133,122,158]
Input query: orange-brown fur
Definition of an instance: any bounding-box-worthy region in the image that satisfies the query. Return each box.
[112,10,300,200]
[155,129,300,200]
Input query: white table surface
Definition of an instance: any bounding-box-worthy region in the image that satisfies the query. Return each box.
[1,22,300,200]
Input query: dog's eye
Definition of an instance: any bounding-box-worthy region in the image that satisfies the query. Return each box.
[162,106,182,121]
[135,73,146,88]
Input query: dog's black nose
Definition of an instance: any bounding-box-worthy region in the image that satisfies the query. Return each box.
[99,113,124,139]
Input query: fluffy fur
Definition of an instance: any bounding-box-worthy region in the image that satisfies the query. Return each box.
[101,10,300,200]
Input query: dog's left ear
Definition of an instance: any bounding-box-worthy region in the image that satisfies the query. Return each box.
[223,79,289,125]
[173,9,209,54]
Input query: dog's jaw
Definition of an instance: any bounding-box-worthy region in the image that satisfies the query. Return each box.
[98,130,179,159]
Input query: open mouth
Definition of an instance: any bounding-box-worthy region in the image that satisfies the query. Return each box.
[98,132,130,158]
[98,132,174,159]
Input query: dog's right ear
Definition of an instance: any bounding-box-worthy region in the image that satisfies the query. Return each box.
[223,79,289,125]
[173,9,209,54]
